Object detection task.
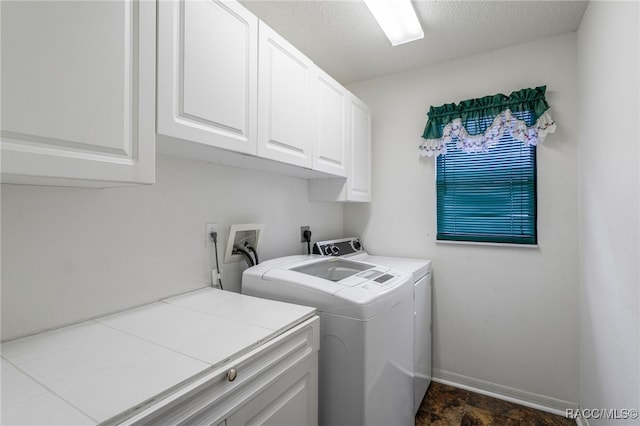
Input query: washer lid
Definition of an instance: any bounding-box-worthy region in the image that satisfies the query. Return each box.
[262,257,391,294]
[291,258,376,286]
[243,256,413,319]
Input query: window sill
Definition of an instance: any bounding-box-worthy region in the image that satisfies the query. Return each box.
[436,240,539,249]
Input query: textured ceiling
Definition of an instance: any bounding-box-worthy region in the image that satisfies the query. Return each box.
[240,0,588,85]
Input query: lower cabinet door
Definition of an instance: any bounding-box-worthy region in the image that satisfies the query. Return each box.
[226,353,318,426]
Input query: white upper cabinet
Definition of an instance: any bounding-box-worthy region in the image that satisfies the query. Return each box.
[1,0,368,187]
[311,70,348,177]
[257,21,313,169]
[347,95,372,202]
[157,0,258,155]
[308,93,372,202]
[156,0,365,181]
[1,0,156,186]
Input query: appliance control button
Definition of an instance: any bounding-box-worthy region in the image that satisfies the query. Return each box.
[331,246,340,255]
[323,246,332,256]
[352,239,362,251]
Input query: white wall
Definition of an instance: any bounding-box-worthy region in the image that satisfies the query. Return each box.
[577,2,640,424]
[345,33,580,408]
[1,155,343,340]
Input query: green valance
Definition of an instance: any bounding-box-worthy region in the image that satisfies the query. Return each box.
[419,86,556,157]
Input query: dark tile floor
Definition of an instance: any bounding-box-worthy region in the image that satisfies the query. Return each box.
[415,382,576,426]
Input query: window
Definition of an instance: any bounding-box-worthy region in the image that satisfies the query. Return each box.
[436,110,537,245]
[419,86,556,246]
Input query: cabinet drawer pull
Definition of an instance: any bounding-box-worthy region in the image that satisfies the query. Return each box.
[226,368,238,382]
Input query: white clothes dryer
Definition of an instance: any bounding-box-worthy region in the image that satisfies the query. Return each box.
[242,255,415,426]
[313,238,433,414]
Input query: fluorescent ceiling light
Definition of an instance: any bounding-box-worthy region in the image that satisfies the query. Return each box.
[364,0,424,46]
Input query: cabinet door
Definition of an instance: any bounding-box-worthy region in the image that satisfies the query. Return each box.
[311,69,348,177]
[307,93,372,203]
[257,22,313,169]
[1,0,155,186]
[157,0,258,154]
[225,355,318,426]
[346,96,372,202]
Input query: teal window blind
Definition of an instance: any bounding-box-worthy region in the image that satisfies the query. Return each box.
[436,110,537,245]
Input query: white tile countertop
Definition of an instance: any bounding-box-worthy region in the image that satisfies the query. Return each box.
[1,288,316,425]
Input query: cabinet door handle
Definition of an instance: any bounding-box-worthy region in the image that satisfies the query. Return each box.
[226,368,238,382]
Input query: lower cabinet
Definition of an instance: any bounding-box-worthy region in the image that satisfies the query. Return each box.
[225,356,317,426]
[121,316,319,426]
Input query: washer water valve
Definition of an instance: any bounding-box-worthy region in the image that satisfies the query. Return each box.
[224,224,265,265]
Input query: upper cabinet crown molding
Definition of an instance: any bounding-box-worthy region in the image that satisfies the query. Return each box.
[156,0,258,155]
[1,0,156,187]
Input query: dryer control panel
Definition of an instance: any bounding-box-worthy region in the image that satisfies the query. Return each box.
[313,237,364,257]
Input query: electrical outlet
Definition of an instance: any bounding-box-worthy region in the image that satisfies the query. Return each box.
[300,226,311,243]
[206,223,217,246]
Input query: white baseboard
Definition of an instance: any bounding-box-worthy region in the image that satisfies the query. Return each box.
[433,368,579,420]
[574,416,590,426]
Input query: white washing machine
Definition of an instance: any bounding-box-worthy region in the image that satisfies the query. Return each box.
[312,238,432,415]
[242,255,415,426]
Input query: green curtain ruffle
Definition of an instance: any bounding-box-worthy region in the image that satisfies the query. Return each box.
[422,86,551,140]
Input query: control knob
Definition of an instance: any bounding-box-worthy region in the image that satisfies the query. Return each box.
[351,239,362,251]
[323,246,333,256]
[331,246,340,256]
